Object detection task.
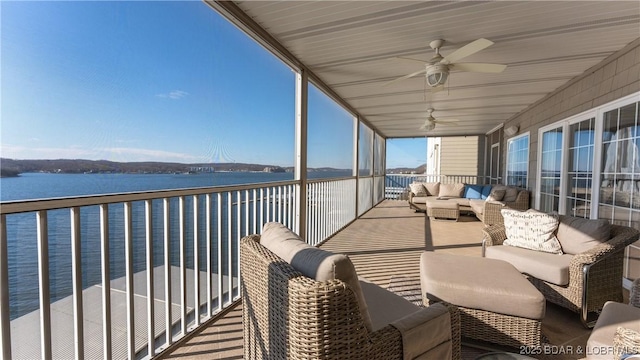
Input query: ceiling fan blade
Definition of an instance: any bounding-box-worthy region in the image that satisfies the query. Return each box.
[392,56,429,65]
[441,38,494,64]
[452,62,507,73]
[382,68,426,87]
[433,120,459,126]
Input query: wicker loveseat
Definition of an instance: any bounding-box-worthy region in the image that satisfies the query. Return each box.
[482,212,640,327]
[240,222,461,360]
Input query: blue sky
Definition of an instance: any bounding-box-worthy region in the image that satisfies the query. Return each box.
[1,1,425,169]
[387,138,427,169]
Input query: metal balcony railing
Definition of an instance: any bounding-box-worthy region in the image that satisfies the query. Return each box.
[384,174,487,199]
[0,177,361,360]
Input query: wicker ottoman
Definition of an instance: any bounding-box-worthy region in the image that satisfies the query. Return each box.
[420,252,545,349]
[426,199,459,221]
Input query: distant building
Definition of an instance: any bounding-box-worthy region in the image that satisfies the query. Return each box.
[189,166,215,173]
[263,166,285,173]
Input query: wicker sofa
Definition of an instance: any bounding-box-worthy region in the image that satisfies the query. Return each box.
[585,278,640,359]
[240,222,461,360]
[408,182,529,225]
[482,212,640,327]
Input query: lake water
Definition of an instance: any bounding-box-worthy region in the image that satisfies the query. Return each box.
[1,170,350,320]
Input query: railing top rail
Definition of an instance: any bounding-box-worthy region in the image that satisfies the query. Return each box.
[385,174,484,177]
[0,179,300,215]
[306,176,356,184]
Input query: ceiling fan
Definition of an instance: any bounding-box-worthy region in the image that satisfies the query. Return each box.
[383,108,459,132]
[384,38,507,89]
[420,108,459,131]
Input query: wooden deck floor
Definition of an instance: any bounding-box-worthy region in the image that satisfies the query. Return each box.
[164,200,593,360]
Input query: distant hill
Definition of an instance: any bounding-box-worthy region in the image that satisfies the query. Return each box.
[0,158,347,176]
[386,163,426,174]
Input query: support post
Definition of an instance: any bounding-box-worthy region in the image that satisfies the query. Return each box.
[295,69,308,240]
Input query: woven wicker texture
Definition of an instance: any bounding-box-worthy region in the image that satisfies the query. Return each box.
[445,303,542,349]
[241,235,461,360]
[630,278,640,308]
[482,223,640,321]
[613,326,640,359]
[427,207,460,221]
[482,190,530,226]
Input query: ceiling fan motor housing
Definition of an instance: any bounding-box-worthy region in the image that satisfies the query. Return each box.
[422,121,436,131]
[426,63,449,87]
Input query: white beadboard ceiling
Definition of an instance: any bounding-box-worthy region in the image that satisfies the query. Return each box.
[233,1,640,138]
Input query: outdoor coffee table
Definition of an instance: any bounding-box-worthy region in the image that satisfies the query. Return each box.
[425,199,459,221]
[420,252,546,349]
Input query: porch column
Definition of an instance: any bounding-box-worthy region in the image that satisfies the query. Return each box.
[353,116,360,219]
[295,69,308,239]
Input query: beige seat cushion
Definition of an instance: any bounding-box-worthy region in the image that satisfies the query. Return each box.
[422,182,441,196]
[487,188,506,201]
[485,245,574,286]
[556,215,611,255]
[260,222,373,332]
[426,199,459,210]
[359,278,421,331]
[586,301,640,359]
[504,187,519,202]
[361,279,453,358]
[492,185,519,202]
[451,198,471,207]
[411,196,430,204]
[438,183,465,198]
[468,199,486,214]
[420,252,545,320]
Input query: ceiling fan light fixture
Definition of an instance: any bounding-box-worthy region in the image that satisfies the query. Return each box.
[422,122,436,131]
[426,64,449,87]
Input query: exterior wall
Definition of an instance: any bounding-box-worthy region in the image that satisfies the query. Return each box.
[440,136,483,176]
[505,38,640,192]
[426,137,441,175]
[502,38,640,281]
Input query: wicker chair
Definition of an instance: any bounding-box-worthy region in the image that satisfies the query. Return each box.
[482,222,639,327]
[240,230,461,360]
[476,189,529,226]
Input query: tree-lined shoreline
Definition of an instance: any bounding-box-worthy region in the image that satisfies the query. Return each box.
[0,158,425,178]
[0,158,353,177]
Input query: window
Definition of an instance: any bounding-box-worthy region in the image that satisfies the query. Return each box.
[567,118,595,218]
[358,123,374,176]
[506,133,529,188]
[539,127,563,212]
[599,101,640,228]
[374,133,385,176]
[306,84,355,179]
